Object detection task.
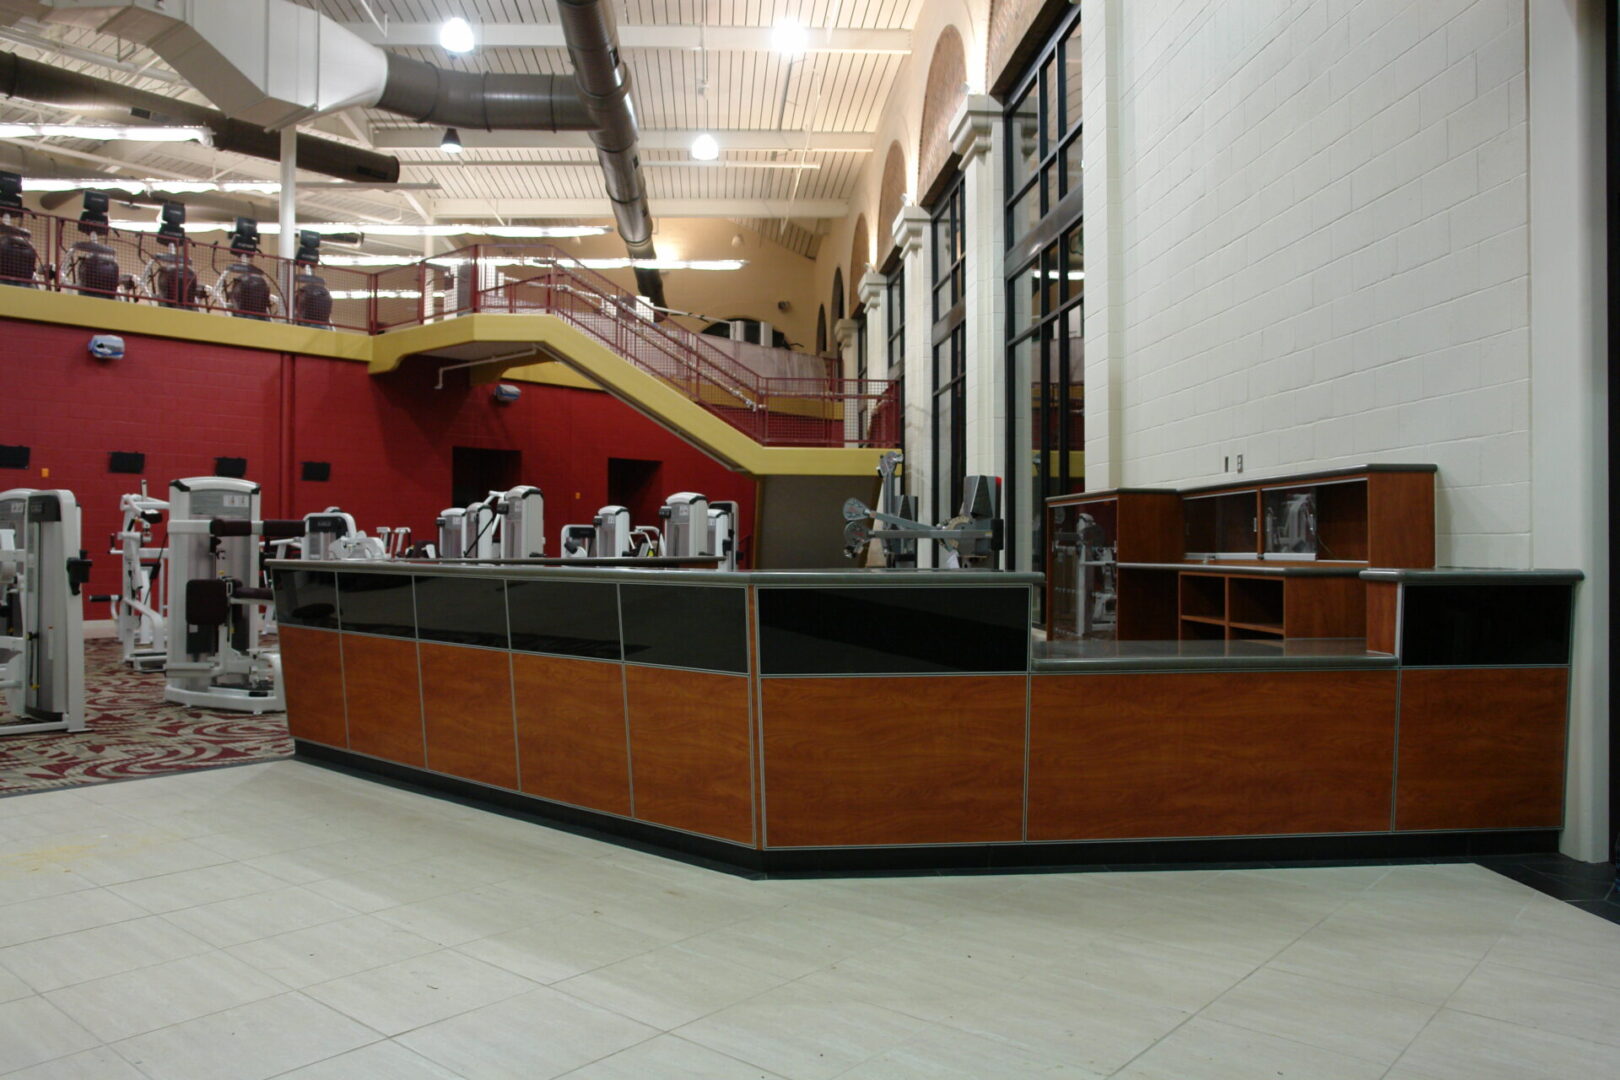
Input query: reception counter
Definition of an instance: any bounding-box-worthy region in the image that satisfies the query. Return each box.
[271,562,1579,872]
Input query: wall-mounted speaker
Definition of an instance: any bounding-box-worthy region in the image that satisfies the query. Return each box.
[214,456,248,479]
[301,461,331,482]
[0,445,29,469]
[109,451,145,474]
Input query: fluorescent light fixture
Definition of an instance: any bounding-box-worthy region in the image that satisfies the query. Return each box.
[108,220,611,240]
[0,124,211,144]
[26,179,309,196]
[440,128,464,154]
[771,18,810,56]
[439,16,475,53]
[689,132,720,161]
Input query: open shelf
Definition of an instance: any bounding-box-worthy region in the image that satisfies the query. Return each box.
[1228,576,1284,628]
[1178,617,1226,641]
[1180,574,1226,620]
[1228,621,1285,636]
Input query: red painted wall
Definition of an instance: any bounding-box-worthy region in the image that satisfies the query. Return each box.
[0,319,757,601]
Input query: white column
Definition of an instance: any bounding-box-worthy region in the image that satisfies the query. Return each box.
[1080,0,1123,492]
[278,127,297,260]
[949,96,1007,478]
[833,317,860,446]
[893,204,933,566]
[1528,0,1608,862]
[857,270,887,446]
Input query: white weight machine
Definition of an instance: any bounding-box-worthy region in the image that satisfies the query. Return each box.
[0,488,90,735]
[658,492,709,558]
[559,505,663,559]
[301,508,412,561]
[164,477,295,714]
[107,488,169,671]
[435,486,545,560]
[707,501,738,572]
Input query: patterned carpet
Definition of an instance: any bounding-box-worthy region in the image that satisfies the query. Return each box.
[0,638,291,794]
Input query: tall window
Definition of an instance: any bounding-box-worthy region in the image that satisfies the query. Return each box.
[1004,9,1083,571]
[932,174,967,519]
[885,267,906,457]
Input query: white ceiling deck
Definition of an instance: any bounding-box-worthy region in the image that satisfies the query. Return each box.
[0,0,922,257]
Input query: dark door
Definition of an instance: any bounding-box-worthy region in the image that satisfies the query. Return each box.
[452,446,520,509]
[608,457,663,525]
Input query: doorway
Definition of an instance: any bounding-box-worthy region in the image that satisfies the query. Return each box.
[452,446,520,509]
[608,457,663,525]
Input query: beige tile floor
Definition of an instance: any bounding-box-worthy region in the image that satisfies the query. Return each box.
[0,762,1617,1079]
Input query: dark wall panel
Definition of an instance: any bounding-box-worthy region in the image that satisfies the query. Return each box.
[507,579,622,659]
[619,584,748,673]
[758,586,1031,675]
[414,575,509,649]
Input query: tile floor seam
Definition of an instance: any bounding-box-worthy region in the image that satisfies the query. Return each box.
[256,1035,394,1080]
[1113,890,1394,1075]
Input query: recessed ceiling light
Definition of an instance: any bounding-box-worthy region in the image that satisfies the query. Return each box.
[690,132,720,161]
[439,16,475,54]
[771,18,810,57]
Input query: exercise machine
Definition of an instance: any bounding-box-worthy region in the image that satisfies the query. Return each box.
[1052,509,1116,638]
[560,506,662,559]
[164,477,292,714]
[436,485,545,560]
[708,501,738,571]
[658,492,709,558]
[108,488,170,671]
[302,508,411,561]
[842,457,1003,568]
[0,488,90,735]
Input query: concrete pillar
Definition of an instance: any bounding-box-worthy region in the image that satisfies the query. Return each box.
[1527,0,1609,862]
[892,204,933,566]
[857,270,887,447]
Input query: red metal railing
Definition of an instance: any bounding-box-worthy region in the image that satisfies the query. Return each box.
[0,212,898,448]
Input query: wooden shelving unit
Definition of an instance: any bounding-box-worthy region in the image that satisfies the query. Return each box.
[1045,466,1436,643]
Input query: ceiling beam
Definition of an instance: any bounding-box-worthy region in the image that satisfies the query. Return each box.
[343,23,910,54]
[430,198,849,219]
[372,128,876,152]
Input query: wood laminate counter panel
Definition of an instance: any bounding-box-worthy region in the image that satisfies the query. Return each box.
[760,675,1027,847]
[1028,670,1399,840]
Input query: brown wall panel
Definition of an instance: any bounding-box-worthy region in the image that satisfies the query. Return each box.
[1368,472,1436,568]
[1396,667,1568,831]
[420,642,517,790]
[1283,576,1366,639]
[1029,670,1397,840]
[761,676,1026,847]
[278,625,347,747]
[1366,582,1399,655]
[340,633,424,767]
[625,666,754,844]
[513,653,631,816]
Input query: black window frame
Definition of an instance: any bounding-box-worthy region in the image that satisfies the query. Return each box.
[1003,6,1085,575]
[931,173,968,522]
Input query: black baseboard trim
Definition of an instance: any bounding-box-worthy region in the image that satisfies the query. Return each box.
[294,741,768,877]
[295,741,1561,878]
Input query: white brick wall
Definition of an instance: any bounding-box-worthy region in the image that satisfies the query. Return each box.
[1094,0,1530,565]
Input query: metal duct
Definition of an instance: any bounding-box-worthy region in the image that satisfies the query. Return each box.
[3,0,665,305]
[0,53,401,184]
[376,54,594,132]
[554,0,664,306]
